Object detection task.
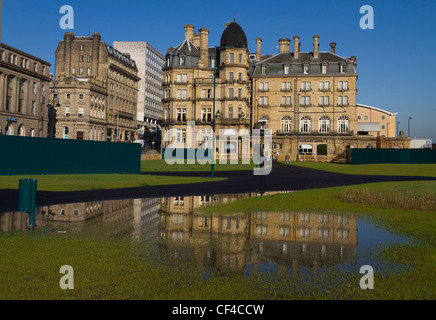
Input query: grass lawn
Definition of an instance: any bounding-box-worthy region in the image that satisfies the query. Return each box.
[288,162,436,178]
[0,174,225,192]
[141,159,256,172]
[0,180,434,300]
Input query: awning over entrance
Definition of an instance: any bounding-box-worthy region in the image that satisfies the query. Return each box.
[358,123,381,132]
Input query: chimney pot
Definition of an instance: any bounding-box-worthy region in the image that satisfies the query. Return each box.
[313,34,319,58]
[294,35,300,59]
[256,37,262,61]
[184,24,195,41]
[330,42,336,54]
[279,38,291,54]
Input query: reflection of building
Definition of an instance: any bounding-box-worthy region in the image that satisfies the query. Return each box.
[0,43,52,137]
[113,42,165,131]
[54,32,140,142]
[249,212,357,276]
[36,199,135,232]
[133,198,161,241]
[158,194,358,276]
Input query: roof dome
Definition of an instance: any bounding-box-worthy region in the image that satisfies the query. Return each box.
[220,22,248,48]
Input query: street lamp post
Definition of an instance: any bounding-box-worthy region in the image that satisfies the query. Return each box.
[47,85,61,139]
[408,117,412,137]
[296,93,300,162]
[211,46,229,180]
[397,121,400,137]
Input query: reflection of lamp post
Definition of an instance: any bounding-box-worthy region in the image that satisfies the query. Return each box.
[47,85,61,139]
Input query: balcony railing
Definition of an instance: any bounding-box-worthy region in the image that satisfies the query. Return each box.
[318,88,331,92]
[275,130,354,136]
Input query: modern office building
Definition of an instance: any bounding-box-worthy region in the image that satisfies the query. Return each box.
[113,41,165,132]
[0,43,52,138]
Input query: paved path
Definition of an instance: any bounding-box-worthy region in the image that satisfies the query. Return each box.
[1,163,435,214]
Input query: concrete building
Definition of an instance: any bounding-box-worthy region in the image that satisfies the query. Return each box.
[0,43,52,138]
[411,138,432,149]
[162,23,410,163]
[54,32,141,141]
[113,41,165,132]
[356,104,397,137]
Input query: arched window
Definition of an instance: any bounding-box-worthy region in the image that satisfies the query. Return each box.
[338,116,349,134]
[281,116,292,133]
[300,116,312,133]
[319,116,330,133]
[258,116,269,130]
[5,124,13,136]
[18,125,25,137]
[64,127,69,139]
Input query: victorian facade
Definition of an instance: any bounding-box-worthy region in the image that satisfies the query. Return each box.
[0,43,51,138]
[162,22,410,162]
[53,32,140,141]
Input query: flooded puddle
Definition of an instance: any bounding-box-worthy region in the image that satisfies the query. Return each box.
[0,192,413,283]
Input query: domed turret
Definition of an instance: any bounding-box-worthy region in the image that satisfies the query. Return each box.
[220,22,248,48]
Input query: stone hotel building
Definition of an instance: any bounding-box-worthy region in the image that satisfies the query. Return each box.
[162,22,410,162]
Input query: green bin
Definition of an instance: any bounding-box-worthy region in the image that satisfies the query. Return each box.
[18,179,37,229]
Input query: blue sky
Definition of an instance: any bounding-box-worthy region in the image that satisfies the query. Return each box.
[2,0,435,138]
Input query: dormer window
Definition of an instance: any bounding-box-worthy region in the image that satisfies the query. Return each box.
[180,56,186,66]
[261,65,267,75]
[284,65,289,75]
[322,64,327,74]
[304,64,309,75]
[341,64,346,73]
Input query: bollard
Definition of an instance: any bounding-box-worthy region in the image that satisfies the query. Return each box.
[18,179,37,231]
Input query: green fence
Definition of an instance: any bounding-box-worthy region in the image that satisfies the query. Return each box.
[349,149,436,165]
[0,135,141,175]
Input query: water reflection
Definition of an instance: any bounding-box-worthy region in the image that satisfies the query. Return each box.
[0,192,359,279]
[158,194,358,277]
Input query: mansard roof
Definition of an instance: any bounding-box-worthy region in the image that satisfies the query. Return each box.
[255,52,355,65]
[169,38,200,56]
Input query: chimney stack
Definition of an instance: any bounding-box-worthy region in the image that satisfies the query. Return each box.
[199,27,209,68]
[256,37,262,61]
[330,42,336,54]
[184,24,195,41]
[63,32,74,76]
[92,32,101,78]
[313,35,319,58]
[294,35,300,59]
[279,38,290,54]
